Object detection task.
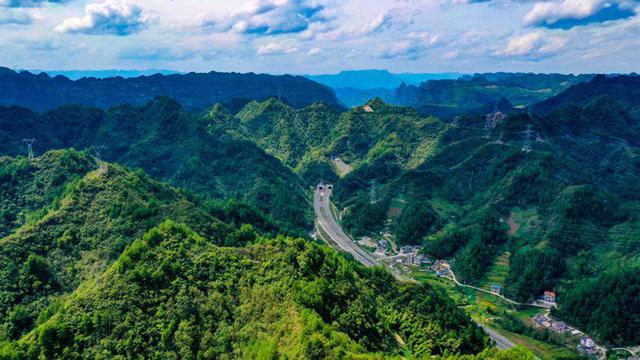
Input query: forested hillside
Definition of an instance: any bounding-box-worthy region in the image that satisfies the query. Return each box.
[0,67,342,112]
[218,77,640,346]
[392,73,592,119]
[0,98,312,232]
[0,150,500,359]
[338,85,640,345]
[3,72,639,351]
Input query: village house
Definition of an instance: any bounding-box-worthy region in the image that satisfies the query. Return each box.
[542,291,556,304]
[490,284,502,295]
[376,240,388,254]
[533,313,545,326]
[533,313,551,328]
[551,321,567,333]
[404,254,414,266]
[358,236,375,248]
[400,245,414,254]
[577,337,597,355]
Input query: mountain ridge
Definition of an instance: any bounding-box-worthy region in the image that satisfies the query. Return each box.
[0,67,343,112]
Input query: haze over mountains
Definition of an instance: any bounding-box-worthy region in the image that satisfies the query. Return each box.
[1,67,639,359]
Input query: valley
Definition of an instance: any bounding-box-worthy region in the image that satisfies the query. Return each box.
[1,70,639,360]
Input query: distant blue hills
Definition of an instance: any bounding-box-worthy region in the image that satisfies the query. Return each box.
[305,69,462,90]
[23,69,181,80]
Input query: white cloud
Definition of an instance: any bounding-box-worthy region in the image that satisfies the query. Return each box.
[378,40,422,59]
[443,50,460,59]
[55,0,147,35]
[200,0,330,35]
[497,31,567,57]
[523,0,637,28]
[256,42,299,55]
[307,47,322,55]
[354,7,414,36]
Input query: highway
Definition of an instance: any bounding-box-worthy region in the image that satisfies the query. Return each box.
[313,187,515,350]
[314,188,380,267]
[480,325,516,350]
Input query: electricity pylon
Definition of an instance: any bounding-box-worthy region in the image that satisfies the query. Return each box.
[23,138,35,159]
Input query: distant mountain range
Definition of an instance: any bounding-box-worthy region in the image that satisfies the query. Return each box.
[0,67,342,111]
[306,69,462,89]
[25,69,180,80]
[391,73,595,119]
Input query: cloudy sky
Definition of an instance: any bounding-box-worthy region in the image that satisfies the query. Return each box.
[0,0,638,74]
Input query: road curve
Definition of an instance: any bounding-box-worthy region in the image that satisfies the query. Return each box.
[313,188,515,350]
[314,189,379,267]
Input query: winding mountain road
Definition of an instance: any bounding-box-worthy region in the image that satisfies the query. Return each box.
[312,187,514,350]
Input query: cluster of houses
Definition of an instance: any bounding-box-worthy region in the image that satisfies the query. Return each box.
[394,245,432,267]
[404,253,432,267]
[533,313,605,357]
[534,313,569,333]
[431,259,451,277]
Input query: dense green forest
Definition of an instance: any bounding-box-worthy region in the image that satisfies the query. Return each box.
[203,75,640,345]
[2,73,639,353]
[0,150,502,358]
[0,98,312,233]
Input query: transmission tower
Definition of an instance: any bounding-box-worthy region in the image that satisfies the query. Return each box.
[90,145,107,161]
[369,180,377,204]
[23,138,36,159]
[522,125,534,152]
[535,132,544,143]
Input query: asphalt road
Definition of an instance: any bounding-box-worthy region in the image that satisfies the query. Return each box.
[314,189,379,267]
[313,187,515,350]
[481,325,516,350]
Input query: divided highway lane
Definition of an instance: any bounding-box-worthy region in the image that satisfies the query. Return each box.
[314,189,379,267]
[480,325,516,350]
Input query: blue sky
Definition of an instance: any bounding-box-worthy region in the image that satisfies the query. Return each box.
[0,0,638,74]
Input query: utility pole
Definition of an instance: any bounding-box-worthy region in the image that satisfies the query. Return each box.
[522,125,534,152]
[23,138,35,160]
[369,180,377,204]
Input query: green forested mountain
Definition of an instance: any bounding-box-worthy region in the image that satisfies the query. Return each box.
[223,81,640,345]
[0,67,343,112]
[392,73,592,119]
[0,98,312,232]
[0,150,503,359]
[2,73,639,352]
[532,75,640,115]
